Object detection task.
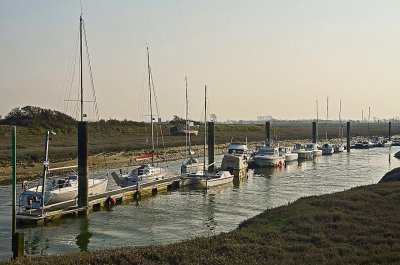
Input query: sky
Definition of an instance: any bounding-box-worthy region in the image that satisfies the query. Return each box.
[1,0,400,122]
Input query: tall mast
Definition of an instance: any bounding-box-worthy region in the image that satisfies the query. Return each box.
[326,96,328,140]
[147,46,155,166]
[367,106,371,138]
[316,99,319,141]
[339,100,342,140]
[203,85,207,173]
[80,15,83,122]
[185,77,189,158]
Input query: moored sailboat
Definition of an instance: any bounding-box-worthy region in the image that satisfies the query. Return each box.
[181,86,233,188]
[20,16,108,210]
[113,46,173,187]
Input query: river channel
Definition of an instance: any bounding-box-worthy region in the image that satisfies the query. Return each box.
[1,146,399,260]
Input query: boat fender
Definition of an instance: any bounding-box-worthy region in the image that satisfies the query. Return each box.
[135,191,141,201]
[106,196,116,205]
[22,180,29,190]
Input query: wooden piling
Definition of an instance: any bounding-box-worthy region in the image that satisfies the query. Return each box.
[208,121,215,173]
[12,126,24,259]
[78,121,89,211]
[312,122,317,144]
[347,122,351,152]
[265,121,271,146]
[389,121,392,141]
[12,127,24,259]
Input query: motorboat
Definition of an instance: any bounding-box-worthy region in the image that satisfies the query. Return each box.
[221,142,249,174]
[292,143,313,160]
[305,143,322,157]
[333,144,345,153]
[372,137,392,147]
[278,146,298,162]
[354,140,373,149]
[321,143,335,155]
[20,173,108,210]
[251,146,285,167]
[112,164,170,187]
[392,138,400,146]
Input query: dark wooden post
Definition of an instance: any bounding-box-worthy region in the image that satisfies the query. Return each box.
[78,121,89,210]
[347,122,351,152]
[11,127,24,259]
[207,121,215,173]
[312,122,317,144]
[265,121,271,146]
[389,121,392,141]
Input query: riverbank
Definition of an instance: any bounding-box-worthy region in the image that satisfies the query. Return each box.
[0,137,354,185]
[3,177,400,264]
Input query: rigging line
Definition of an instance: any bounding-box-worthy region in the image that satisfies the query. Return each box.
[148,60,166,152]
[83,20,109,173]
[65,30,80,114]
[58,30,79,110]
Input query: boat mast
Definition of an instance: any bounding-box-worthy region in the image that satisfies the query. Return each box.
[203,85,207,173]
[326,96,328,141]
[147,46,155,166]
[339,100,342,142]
[367,106,371,139]
[185,77,190,158]
[80,15,84,122]
[316,99,319,141]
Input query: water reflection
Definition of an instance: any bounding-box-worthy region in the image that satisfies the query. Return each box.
[204,193,216,232]
[1,147,400,259]
[75,217,92,251]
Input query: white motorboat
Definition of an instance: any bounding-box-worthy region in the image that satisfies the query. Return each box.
[354,140,373,149]
[20,174,108,210]
[392,138,400,146]
[221,142,249,173]
[112,164,170,187]
[278,146,298,162]
[305,143,322,157]
[333,144,345,152]
[251,146,285,167]
[372,137,392,147]
[292,143,313,160]
[321,143,335,155]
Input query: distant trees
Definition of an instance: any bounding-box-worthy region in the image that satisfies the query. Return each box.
[0,106,76,129]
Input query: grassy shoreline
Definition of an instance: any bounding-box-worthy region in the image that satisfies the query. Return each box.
[3,180,400,264]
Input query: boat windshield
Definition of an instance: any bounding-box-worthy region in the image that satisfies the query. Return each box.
[228,149,244,155]
[257,148,275,155]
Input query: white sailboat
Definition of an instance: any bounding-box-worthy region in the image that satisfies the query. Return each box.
[181,77,204,174]
[181,86,233,188]
[113,46,172,187]
[334,100,345,152]
[321,96,334,155]
[20,15,108,210]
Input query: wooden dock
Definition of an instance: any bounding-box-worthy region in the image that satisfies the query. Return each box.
[17,175,181,226]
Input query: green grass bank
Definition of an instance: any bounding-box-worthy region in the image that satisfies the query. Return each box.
[4,178,400,264]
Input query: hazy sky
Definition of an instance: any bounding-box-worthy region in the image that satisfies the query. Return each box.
[1,1,400,122]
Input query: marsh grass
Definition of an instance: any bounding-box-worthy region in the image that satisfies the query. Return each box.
[1,122,398,165]
[3,182,400,264]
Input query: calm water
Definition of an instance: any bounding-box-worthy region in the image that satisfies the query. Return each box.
[1,147,399,260]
